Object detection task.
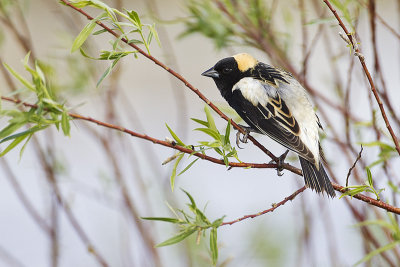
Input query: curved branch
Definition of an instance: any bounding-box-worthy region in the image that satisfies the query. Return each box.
[222,186,307,226]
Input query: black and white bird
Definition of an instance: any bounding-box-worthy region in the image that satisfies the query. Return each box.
[202,53,335,197]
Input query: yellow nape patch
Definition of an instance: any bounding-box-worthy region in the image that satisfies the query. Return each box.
[233,53,258,72]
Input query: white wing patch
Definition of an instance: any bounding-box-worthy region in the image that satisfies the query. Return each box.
[232,78,277,107]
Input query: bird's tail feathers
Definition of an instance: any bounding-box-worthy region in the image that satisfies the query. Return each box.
[299,157,335,198]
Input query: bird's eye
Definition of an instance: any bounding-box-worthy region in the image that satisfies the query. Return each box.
[222,67,232,74]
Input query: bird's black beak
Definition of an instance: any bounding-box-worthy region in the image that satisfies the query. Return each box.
[201,67,219,78]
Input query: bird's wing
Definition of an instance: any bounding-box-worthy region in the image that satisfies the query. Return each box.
[233,77,316,164]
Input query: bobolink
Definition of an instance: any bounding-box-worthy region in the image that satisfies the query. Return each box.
[202,53,335,197]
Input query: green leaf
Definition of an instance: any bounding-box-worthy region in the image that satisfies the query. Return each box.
[3,62,36,92]
[150,24,161,47]
[126,10,142,29]
[96,57,120,87]
[178,158,199,176]
[224,119,231,145]
[166,124,185,146]
[204,106,217,132]
[61,111,71,136]
[170,153,184,192]
[0,122,25,140]
[0,135,28,157]
[366,167,373,186]
[155,226,197,247]
[146,30,153,45]
[19,133,33,158]
[71,12,106,52]
[211,216,225,228]
[182,189,197,209]
[354,241,400,266]
[92,29,108,35]
[191,118,209,127]
[141,217,183,224]
[195,128,221,141]
[0,125,48,144]
[360,141,395,151]
[210,228,218,266]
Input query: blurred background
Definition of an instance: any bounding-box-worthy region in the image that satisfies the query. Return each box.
[0,0,400,266]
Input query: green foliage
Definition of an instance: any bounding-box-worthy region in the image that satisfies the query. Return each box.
[142,189,225,266]
[340,167,384,200]
[354,213,400,266]
[180,0,274,50]
[180,0,236,48]
[165,106,241,191]
[0,53,71,157]
[329,0,360,31]
[360,141,397,168]
[69,0,160,86]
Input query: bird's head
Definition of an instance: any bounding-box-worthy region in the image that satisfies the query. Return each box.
[201,53,258,94]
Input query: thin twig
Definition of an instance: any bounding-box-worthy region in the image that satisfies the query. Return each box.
[346,145,363,187]
[221,186,307,225]
[323,0,400,156]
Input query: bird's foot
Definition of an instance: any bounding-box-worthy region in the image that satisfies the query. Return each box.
[269,149,289,176]
[235,125,254,149]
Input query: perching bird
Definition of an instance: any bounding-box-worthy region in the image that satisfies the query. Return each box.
[201,53,335,197]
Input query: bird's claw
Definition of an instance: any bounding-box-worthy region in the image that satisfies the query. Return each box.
[235,125,252,149]
[269,149,289,176]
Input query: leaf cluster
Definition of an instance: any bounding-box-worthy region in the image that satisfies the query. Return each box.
[354,213,400,266]
[166,106,240,191]
[1,53,71,157]
[68,0,160,86]
[180,0,273,50]
[142,189,224,266]
[340,167,384,200]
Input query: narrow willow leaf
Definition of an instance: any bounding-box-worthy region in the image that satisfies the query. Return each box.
[147,30,153,46]
[155,227,197,247]
[195,128,221,141]
[0,122,25,140]
[165,124,185,146]
[96,57,120,87]
[0,125,48,144]
[212,216,225,228]
[178,158,199,176]
[61,112,71,136]
[224,119,231,145]
[366,167,373,186]
[354,219,397,232]
[126,10,142,29]
[19,133,33,158]
[171,153,184,192]
[3,63,36,92]
[141,217,183,224]
[92,29,108,35]
[71,12,106,52]
[191,118,209,127]
[204,106,217,132]
[79,48,98,60]
[181,189,196,209]
[150,23,161,47]
[354,241,400,266]
[0,135,28,157]
[210,228,218,266]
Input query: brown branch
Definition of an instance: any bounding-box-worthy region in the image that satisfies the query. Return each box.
[323,0,400,156]
[221,186,307,225]
[59,0,279,163]
[2,96,400,215]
